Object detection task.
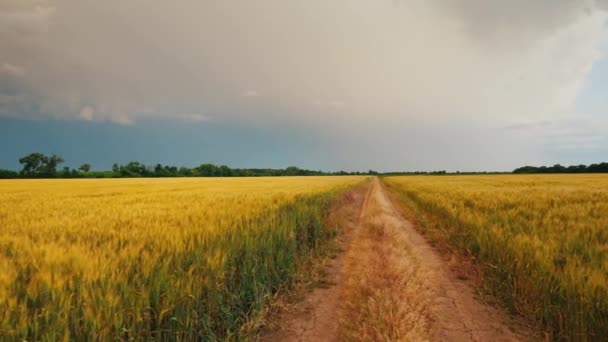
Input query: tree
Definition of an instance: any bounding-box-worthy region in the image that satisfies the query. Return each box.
[219,165,233,177]
[196,163,219,177]
[61,166,72,178]
[79,163,91,173]
[121,161,146,177]
[166,166,178,176]
[42,154,64,177]
[178,166,192,177]
[0,169,18,179]
[153,163,175,177]
[18,153,46,176]
[285,166,301,176]
[18,153,64,177]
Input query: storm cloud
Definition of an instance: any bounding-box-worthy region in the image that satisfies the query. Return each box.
[1,0,607,169]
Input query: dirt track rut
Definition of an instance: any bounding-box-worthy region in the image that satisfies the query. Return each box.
[262,178,530,341]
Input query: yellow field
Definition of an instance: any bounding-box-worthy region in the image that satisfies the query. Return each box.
[384,175,608,340]
[0,176,363,340]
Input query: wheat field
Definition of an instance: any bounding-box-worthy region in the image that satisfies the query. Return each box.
[384,175,608,340]
[0,176,363,340]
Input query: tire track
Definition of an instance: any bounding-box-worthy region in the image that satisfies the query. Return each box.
[262,178,532,341]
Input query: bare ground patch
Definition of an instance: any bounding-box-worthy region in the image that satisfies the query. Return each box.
[256,181,369,341]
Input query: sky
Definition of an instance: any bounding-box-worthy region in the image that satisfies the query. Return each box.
[1,0,608,172]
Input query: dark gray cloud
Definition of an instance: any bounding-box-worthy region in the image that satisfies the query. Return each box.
[0,0,607,168]
[1,0,606,125]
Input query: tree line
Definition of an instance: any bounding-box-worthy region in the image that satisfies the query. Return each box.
[513,163,608,174]
[0,153,378,179]
[2,153,608,179]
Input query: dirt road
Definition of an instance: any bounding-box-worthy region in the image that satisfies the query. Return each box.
[262,178,531,341]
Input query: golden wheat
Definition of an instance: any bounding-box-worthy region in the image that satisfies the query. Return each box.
[0,176,363,340]
[384,174,608,340]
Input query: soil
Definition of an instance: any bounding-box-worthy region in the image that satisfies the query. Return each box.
[260,178,533,341]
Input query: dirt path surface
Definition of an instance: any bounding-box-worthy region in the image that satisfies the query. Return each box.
[363,178,529,341]
[262,178,531,341]
[259,183,368,342]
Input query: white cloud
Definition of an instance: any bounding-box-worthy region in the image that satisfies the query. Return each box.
[0,63,25,78]
[78,105,95,121]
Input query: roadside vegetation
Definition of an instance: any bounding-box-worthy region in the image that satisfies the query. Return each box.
[384,175,608,340]
[0,176,363,339]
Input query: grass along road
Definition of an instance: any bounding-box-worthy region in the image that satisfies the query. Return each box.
[384,175,608,339]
